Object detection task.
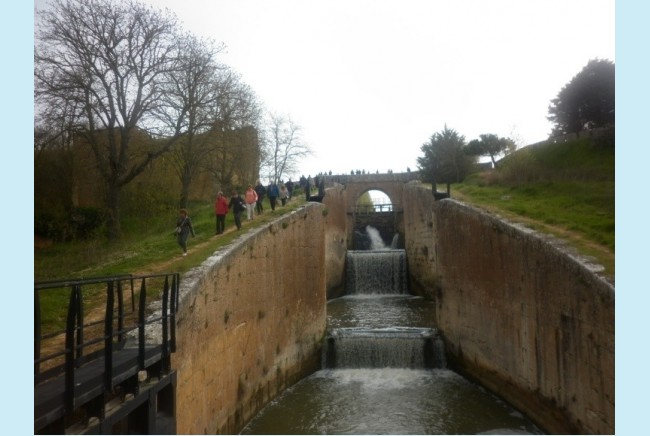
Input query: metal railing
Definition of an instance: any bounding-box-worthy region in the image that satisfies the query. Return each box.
[34,273,179,432]
[353,203,397,214]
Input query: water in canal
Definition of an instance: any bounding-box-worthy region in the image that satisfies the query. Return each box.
[241,237,543,435]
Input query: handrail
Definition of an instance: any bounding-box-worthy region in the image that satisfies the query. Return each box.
[34,274,134,290]
[34,273,179,385]
[353,203,399,214]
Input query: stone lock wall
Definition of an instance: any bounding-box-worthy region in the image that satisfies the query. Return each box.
[402,181,439,296]
[171,204,327,434]
[402,183,615,434]
[322,184,349,299]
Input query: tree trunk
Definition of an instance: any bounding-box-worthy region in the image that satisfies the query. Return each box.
[179,167,192,209]
[105,182,122,241]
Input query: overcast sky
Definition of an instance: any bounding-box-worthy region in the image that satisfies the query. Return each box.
[33,0,614,177]
[138,0,614,177]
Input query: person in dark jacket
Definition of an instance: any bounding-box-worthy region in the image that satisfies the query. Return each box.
[176,208,195,256]
[254,180,266,215]
[228,191,246,230]
[285,179,294,198]
[267,181,280,211]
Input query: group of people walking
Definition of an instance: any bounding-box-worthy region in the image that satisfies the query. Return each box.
[174,179,294,256]
[221,180,292,230]
[253,180,291,215]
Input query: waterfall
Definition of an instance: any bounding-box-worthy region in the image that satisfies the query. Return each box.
[324,327,446,369]
[354,225,399,250]
[366,225,387,250]
[346,250,408,294]
[390,233,399,249]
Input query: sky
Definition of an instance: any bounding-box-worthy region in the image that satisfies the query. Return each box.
[129,0,615,178]
[33,0,615,177]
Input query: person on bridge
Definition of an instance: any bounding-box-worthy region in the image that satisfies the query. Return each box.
[176,208,195,256]
[214,191,229,235]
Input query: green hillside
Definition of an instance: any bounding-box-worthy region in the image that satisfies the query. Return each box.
[453,135,614,281]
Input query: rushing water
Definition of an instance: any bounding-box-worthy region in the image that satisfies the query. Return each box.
[240,367,541,435]
[324,327,446,369]
[241,295,543,435]
[240,242,544,435]
[346,250,408,294]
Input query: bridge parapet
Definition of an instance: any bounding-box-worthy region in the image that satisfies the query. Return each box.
[321,171,420,215]
[322,171,420,186]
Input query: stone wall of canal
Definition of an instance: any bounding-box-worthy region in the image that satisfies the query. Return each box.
[171,204,327,434]
[402,183,614,434]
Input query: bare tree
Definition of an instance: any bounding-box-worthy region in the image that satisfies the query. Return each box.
[35,0,181,239]
[262,114,312,184]
[154,33,226,208]
[205,70,263,192]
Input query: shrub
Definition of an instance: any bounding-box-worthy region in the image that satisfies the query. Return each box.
[34,207,105,242]
[70,207,105,239]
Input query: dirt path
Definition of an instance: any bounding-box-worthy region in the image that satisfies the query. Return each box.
[139,206,286,275]
[140,224,240,275]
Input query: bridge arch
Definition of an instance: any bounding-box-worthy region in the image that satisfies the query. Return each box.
[321,172,420,249]
[355,188,394,213]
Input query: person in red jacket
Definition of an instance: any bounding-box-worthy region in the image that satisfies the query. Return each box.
[214,191,229,235]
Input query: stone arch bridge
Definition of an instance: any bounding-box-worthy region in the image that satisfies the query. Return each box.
[320,172,421,249]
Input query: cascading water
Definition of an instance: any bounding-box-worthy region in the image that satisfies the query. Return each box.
[324,327,446,369]
[353,225,400,250]
[366,225,387,250]
[345,249,408,294]
[334,233,442,369]
[390,232,399,249]
[240,226,543,435]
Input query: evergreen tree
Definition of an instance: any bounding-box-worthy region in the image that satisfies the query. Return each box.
[466,134,516,168]
[547,59,615,136]
[417,125,475,186]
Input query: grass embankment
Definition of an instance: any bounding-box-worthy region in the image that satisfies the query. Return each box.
[36,197,307,281]
[451,137,614,281]
[35,196,308,333]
